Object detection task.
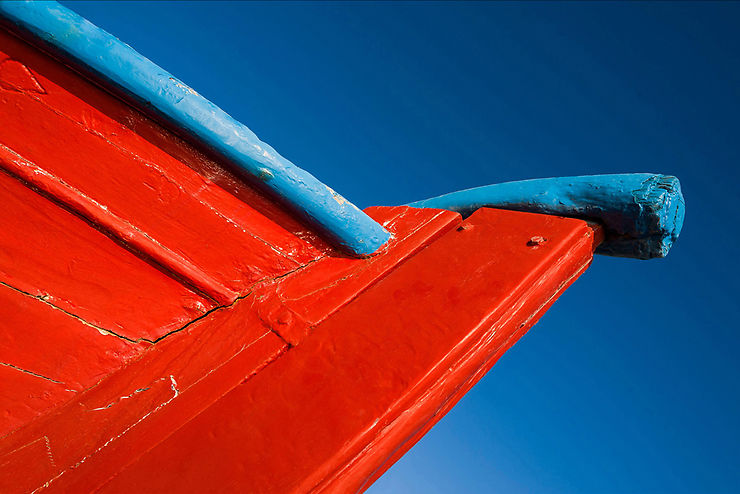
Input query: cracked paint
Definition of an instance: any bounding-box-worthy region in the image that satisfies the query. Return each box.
[0,362,64,385]
[87,388,151,411]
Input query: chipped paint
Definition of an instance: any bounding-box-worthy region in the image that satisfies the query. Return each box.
[88,387,151,411]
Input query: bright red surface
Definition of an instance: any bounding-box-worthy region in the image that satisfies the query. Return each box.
[97,209,600,494]
[0,169,211,342]
[0,27,602,493]
[0,28,326,304]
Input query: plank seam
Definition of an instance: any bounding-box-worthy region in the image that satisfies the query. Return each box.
[0,84,305,262]
[0,362,64,385]
[0,145,234,304]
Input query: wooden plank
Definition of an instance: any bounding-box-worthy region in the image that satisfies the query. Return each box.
[0,297,288,494]
[92,209,601,494]
[0,436,56,494]
[0,170,213,341]
[249,206,461,345]
[0,284,143,410]
[0,366,75,441]
[0,206,464,493]
[0,29,328,304]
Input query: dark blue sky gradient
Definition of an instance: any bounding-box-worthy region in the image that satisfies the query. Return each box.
[65,2,740,492]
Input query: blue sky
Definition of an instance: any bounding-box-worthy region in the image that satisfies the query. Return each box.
[66,2,740,492]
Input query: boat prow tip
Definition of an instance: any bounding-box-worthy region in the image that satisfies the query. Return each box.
[408,173,685,260]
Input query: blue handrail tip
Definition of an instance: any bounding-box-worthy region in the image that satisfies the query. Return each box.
[410,173,685,260]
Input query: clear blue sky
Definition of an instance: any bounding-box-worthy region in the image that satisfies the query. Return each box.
[66,2,740,493]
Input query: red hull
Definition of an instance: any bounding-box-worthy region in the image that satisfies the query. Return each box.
[0,25,601,493]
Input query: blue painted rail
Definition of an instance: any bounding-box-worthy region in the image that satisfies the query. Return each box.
[410,174,685,259]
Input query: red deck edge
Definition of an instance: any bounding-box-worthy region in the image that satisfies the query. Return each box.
[85,209,602,494]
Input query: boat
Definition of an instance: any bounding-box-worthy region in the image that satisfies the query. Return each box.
[0,2,684,493]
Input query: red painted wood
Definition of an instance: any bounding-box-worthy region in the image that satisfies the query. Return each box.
[0,366,75,445]
[339,216,603,494]
[92,209,601,494]
[0,29,328,304]
[0,300,287,494]
[0,170,212,342]
[0,25,605,494]
[249,206,461,345]
[0,284,144,438]
[0,435,57,494]
[0,206,461,493]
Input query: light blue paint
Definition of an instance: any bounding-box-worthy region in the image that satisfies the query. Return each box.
[0,0,390,256]
[410,174,685,259]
